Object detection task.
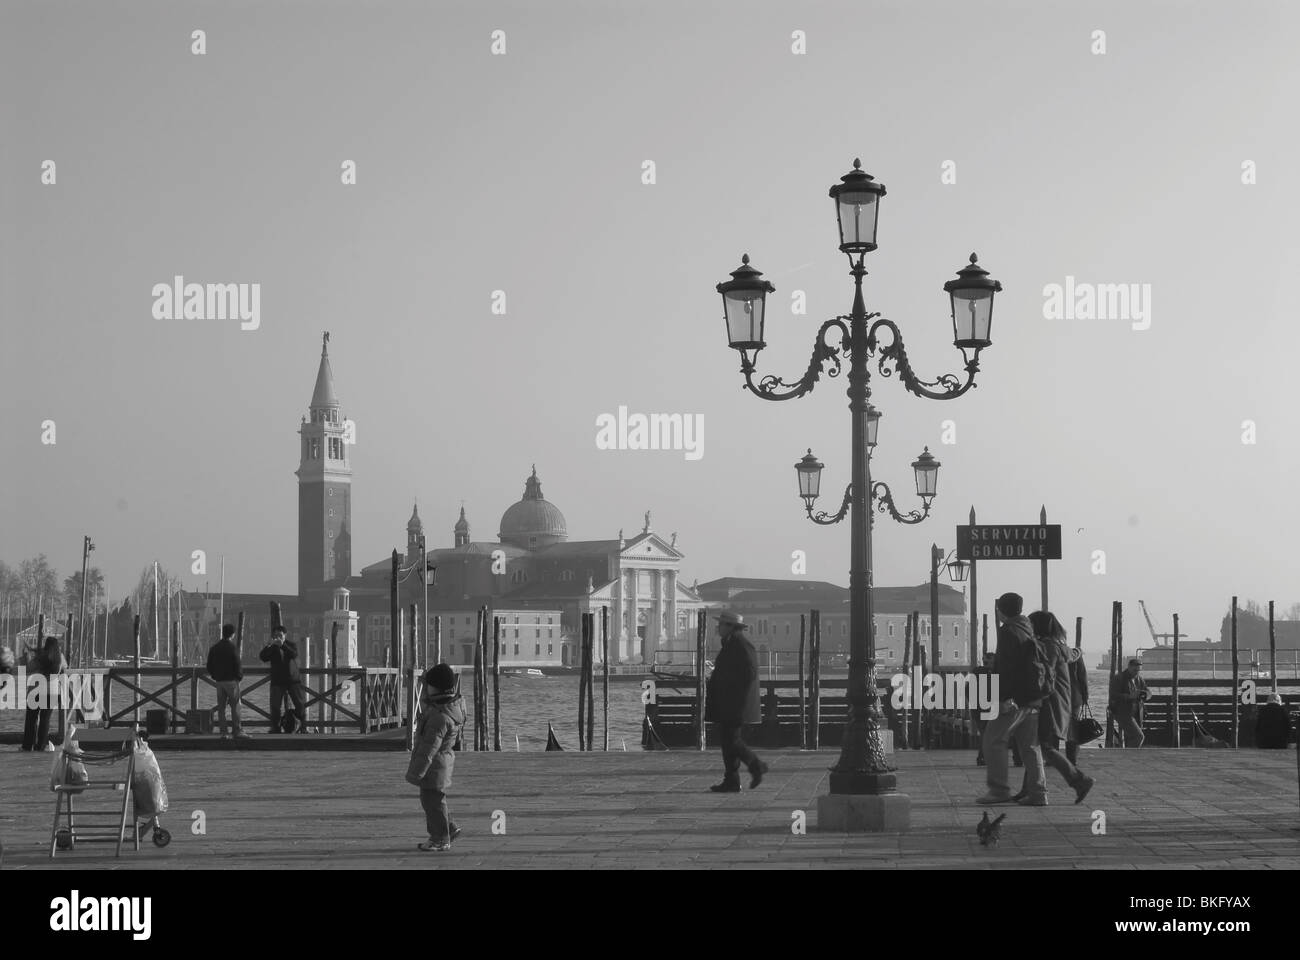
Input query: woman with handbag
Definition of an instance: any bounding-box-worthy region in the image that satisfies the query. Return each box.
[1067,646,1101,761]
[1022,612,1095,805]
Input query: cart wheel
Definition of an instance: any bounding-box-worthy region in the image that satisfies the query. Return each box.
[55,828,73,850]
[152,828,171,847]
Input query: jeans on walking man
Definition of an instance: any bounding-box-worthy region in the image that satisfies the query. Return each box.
[977,592,1046,805]
[207,623,247,739]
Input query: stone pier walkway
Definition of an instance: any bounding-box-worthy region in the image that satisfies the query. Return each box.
[1,747,1297,869]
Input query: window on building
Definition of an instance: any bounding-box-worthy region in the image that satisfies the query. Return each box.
[888,623,894,637]
[463,645,471,662]
[548,628,553,638]
[534,644,540,656]
[547,643,553,655]
[514,628,519,639]
[841,623,847,637]
[953,650,959,660]
[310,439,320,459]
[514,643,519,655]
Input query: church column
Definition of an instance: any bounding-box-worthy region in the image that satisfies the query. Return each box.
[650,570,663,662]
[666,569,677,653]
[627,566,639,663]
[610,562,623,665]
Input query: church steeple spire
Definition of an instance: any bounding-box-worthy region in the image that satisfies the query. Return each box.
[454,503,470,548]
[310,331,339,412]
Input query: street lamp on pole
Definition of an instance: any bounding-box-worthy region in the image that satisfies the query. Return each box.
[716,159,1002,828]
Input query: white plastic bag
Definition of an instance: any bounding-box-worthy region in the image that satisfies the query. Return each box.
[131,738,168,817]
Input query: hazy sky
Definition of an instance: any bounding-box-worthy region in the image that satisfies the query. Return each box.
[3,1,1297,654]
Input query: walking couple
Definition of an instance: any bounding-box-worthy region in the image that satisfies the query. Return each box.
[977,592,1095,807]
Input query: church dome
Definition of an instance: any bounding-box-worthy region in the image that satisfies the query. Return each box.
[499,466,567,549]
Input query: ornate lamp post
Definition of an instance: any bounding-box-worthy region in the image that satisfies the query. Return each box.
[716,159,1002,829]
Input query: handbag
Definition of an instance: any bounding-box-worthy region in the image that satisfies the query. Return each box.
[1075,705,1103,744]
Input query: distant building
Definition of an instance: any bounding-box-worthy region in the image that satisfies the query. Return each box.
[181,335,705,667]
[695,577,970,670]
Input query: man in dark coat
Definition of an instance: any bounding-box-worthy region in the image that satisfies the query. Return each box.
[206,623,248,739]
[260,626,306,733]
[704,611,768,792]
[1109,658,1148,747]
[976,593,1045,805]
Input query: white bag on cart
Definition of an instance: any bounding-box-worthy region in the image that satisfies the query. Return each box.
[131,738,169,818]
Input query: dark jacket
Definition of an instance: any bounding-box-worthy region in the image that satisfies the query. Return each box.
[1254,702,1290,749]
[994,615,1035,708]
[1067,648,1088,714]
[406,691,467,791]
[1109,670,1148,722]
[206,639,243,682]
[1035,634,1072,742]
[259,639,301,685]
[705,631,761,726]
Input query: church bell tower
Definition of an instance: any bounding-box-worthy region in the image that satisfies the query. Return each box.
[297,332,352,598]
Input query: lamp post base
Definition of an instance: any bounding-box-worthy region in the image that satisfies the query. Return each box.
[816,792,911,832]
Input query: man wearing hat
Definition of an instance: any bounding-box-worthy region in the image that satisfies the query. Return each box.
[704,610,768,792]
[1109,658,1148,748]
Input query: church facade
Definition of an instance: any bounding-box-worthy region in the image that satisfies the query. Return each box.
[182,334,707,668]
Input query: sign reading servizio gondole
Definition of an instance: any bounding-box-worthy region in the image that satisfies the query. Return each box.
[955,525,1062,560]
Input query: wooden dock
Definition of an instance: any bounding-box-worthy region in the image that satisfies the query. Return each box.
[2,747,1297,870]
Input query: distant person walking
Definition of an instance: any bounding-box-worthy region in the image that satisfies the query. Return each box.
[207,624,248,739]
[1109,658,1148,747]
[1023,612,1094,804]
[260,626,305,733]
[704,611,768,792]
[21,636,64,752]
[1065,639,1090,765]
[976,593,1045,805]
[406,664,466,852]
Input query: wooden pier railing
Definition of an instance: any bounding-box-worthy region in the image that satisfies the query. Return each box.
[644,677,983,750]
[90,666,405,734]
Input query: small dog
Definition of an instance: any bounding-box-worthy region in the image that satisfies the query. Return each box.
[977,811,1006,847]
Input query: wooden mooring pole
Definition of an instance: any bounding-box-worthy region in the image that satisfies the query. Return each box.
[1171,613,1180,748]
[797,613,806,750]
[1269,600,1277,696]
[1231,597,1239,748]
[329,621,339,734]
[811,609,821,750]
[171,621,179,734]
[602,606,609,752]
[492,615,501,752]
[132,615,141,728]
[577,614,588,751]
[585,613,595,750]
[408,603,418,750]
[900,612,912,750]
[695,609,706,751]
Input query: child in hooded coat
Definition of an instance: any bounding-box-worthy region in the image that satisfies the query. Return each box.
[406,664,467,852]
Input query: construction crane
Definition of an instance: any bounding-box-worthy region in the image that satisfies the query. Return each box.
[1139,600,1178,646]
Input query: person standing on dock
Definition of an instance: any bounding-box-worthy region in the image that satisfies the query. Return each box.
[976,593,1045,805]
[704,611,768,792]
[1109,659,1148,748]
[260,626,305,734]
[207,624,248,740]
[1065,643,1089,765]
[407,664,466,852]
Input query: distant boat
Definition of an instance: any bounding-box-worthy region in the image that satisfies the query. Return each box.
[505,668,550,680]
